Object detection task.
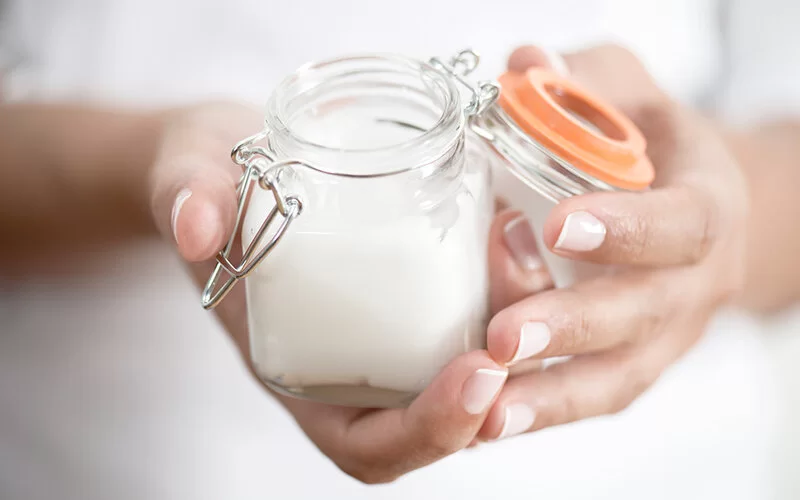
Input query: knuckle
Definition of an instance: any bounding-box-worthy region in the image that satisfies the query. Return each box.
[415,424,462,458]
[556,390,583,425]
[632,95,680,138]
[553,291,592,351]
[635,282,672,343]
[613,212,653,264]
[609,360,659,415]
[688,189,720,263]
[572,309,593,350]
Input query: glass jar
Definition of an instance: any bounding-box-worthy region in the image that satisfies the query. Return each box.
[203,51,496,408]
[202,49,654,408]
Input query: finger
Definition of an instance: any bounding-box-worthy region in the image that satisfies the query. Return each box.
[508,357,545,377]
[508,45,570,76]
[494,196,510,213]
[479,318,701,440]
[150,151,239,262]
[487,270,680,365]
[541,185,718,266]
[489,210,553,313]
[280,350,507,484]
[507,45,728,267]
[151,155,247,350]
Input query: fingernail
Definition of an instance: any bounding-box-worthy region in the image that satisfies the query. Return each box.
[510,322,551,364]
[171,188,192,244]
[462,368,507,415]
[540,48,570,76]
[497,403,536,440]
[504,216,543,271]
[554,211,606,252]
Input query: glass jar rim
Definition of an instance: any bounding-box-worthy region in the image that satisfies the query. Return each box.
[264,53,466,179]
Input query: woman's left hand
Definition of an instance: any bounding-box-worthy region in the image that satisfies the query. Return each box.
[480,44,748,440]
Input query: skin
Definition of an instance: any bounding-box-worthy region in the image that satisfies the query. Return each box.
[479,45,749,440]
[1,44,798,482]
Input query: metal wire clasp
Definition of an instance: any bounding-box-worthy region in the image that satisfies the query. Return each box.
[202,49,496,310]
[201,131,305,310]
[429,49,500,117]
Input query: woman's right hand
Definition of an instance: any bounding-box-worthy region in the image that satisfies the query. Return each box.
[148,102,509,484]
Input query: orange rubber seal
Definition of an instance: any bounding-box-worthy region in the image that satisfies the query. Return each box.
[497,68,654,190]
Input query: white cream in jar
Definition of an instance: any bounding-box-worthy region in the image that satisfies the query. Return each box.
[243,155,489,406]
[210,53,494,408]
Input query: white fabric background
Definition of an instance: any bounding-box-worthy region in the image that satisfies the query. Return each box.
[1,1,798,499]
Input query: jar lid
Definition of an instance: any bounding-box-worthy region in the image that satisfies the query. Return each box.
[497,68,654,190]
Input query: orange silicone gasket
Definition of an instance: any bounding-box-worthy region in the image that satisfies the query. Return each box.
[497,68,654,190]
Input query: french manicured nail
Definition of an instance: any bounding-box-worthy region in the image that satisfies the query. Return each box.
[504,216,543,271]
[554,211,606,252]
[462,368,508,415]
[497,403,536,439]
[510,322,551,364]
[171,188,192,244]
[540,48,570,76]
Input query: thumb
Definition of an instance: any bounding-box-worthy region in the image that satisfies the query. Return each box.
[279,350,508,484]
[151,152,240,263]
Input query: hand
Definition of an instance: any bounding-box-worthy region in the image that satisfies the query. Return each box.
[479,45,748,440]
[147,103,508,484]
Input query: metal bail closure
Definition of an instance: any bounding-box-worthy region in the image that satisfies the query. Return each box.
[201,131,305,310]
[429,49,500,117]
[203,49,495,310]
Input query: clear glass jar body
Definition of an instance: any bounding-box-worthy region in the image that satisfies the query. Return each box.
[242,56,492,408]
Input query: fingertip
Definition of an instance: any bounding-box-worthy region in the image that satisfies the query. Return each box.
[486,312,519,365]
[538,47,570,76]
[461,366,508,416]
[542,209,567,252]
[491,209,523,233]
[489,210,553,313]
[172,189,228,262]
[541,195,599,251]
[479,399,538,441]
[170,188,192,244]
[477,401,507,440]
[508,45,569,75]
[412,350,507,418]
[502,215,545,272]
[397,351,506,459]
[508,45,550,73]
